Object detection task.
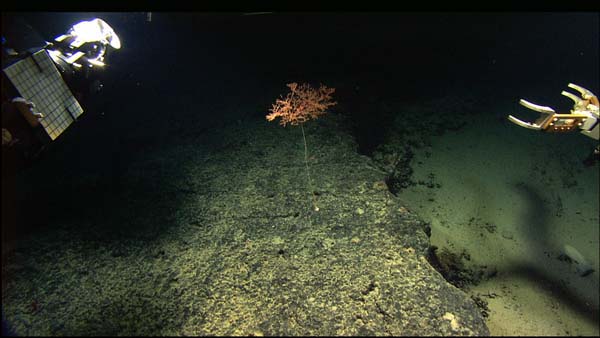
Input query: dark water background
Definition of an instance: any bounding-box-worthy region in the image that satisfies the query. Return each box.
[9,12,598,167]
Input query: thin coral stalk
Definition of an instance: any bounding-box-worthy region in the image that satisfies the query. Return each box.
[267,82,337,212]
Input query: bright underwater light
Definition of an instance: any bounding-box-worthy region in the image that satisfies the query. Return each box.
[69,18,121,49]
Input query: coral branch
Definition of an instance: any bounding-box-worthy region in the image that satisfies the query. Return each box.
[266,83,337,126]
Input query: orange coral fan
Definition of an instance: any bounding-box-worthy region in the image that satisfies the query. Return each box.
[266,83,337,126]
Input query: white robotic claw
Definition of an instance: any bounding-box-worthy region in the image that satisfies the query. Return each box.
[508,84,599,140]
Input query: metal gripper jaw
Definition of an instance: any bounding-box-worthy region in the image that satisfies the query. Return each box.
[507,99,555,130]
[561,83,595,112]
[508,83,599,134]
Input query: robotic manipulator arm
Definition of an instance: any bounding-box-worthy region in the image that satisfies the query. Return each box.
[46,18,121,72]
[508,83,600,156]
